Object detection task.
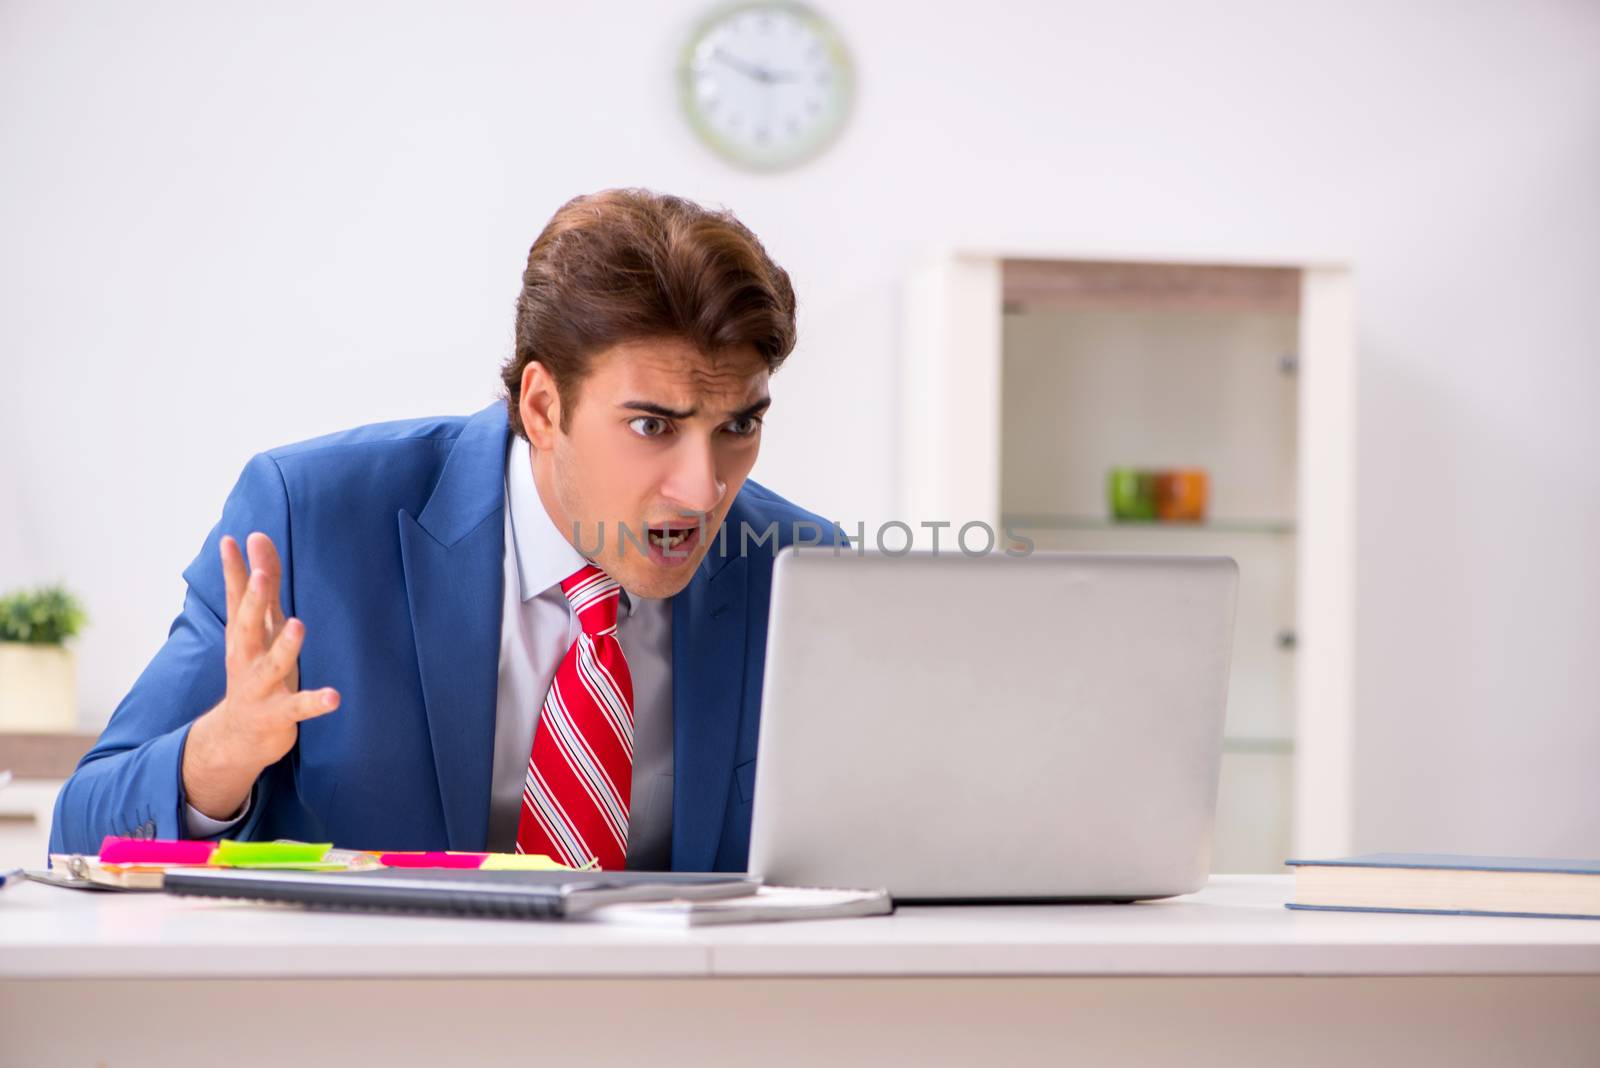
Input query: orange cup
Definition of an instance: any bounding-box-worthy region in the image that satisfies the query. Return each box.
[1155,468,1209,522]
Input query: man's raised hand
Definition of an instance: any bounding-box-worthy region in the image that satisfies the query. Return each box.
[180,532,340,821]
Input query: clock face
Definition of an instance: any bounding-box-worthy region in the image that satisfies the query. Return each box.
[680,2,854,172]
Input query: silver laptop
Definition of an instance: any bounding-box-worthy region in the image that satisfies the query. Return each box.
[747,548,1238,903]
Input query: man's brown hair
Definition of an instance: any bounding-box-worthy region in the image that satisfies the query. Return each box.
[502,188,798,436]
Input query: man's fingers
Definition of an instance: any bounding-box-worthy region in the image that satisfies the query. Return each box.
[246,533,287,634]
[232,557,268,661]
[220,536,247,624]
[250,617,306,693]
[285,688,340,722]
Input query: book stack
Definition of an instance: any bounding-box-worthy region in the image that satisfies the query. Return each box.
[1286,853,1600,921]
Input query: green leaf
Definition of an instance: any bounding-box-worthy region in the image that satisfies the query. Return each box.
[0,585,87,644]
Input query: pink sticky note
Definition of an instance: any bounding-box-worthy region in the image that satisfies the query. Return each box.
[378,852,488,869]
[98,836,218,865]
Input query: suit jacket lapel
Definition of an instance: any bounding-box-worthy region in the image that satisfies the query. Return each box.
[670,552,750,872]
[398,404,509,851]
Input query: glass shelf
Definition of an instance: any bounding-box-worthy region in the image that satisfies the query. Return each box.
[1003,513,1297,537]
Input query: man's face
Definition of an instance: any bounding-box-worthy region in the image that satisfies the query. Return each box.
[521,336,770,600]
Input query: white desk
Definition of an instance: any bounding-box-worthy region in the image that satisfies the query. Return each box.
[2,875,1597,1066]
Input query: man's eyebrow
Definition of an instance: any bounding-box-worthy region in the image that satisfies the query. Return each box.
[619,400,696,419]
[618,396,772,420]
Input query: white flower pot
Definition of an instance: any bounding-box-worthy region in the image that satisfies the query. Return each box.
[0,642,78,731]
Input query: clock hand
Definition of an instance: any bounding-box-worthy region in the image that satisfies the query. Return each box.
[711,48,769,82]
[710,48,799,85]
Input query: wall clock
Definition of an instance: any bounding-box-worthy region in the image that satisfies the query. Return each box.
[679,2,855,172]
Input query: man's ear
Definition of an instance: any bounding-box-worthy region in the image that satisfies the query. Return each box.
[519,362,564,450]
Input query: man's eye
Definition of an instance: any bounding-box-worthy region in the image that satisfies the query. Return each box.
[725,416,762,437]
[628,417,671,438]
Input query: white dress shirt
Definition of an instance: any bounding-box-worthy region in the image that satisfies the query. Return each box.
[490,436,675,866]
[187,437,676,868]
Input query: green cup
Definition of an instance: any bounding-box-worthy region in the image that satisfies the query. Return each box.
[1107,467,1157,521]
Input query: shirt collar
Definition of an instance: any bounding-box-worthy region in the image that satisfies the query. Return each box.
[506,436,627,611]
[507,437,655,618]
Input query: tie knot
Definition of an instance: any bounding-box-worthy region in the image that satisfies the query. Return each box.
[561,564,621,636]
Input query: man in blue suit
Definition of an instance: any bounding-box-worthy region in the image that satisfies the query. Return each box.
[51,188,835,872]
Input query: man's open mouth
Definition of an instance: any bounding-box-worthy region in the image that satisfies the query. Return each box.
[646,527,695,549]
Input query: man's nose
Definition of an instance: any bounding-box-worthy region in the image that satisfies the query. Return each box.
[662,435,726,516]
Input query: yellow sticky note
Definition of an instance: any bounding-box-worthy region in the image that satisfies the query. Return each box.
[479,853,578,872]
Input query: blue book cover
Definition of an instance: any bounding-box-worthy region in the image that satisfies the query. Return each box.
[1284,853,1600,876]
[1284,853,1600,921]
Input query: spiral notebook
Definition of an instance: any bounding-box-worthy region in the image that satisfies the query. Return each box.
[162,867,756,919]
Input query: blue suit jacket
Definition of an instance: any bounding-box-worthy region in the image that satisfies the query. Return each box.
[49,403,835,871]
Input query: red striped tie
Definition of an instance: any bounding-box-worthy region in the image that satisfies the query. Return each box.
[515,564,635,870]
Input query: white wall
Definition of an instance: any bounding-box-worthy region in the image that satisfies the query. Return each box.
[4,0,1598,857]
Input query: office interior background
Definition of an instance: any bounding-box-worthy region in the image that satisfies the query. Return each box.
[2,0,1597,869]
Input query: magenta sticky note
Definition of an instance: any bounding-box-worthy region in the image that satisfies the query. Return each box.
[98,836,218,865]
[378,852,487,869]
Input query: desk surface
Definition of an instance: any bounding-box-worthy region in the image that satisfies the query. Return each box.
[3,875,1598,979]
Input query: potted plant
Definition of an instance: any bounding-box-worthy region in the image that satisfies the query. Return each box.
[0,586,86,732]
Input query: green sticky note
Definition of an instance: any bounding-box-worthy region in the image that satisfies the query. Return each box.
[211,840,334,868]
